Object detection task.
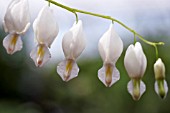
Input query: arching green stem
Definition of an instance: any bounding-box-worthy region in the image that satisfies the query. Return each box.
[134,33,136,45]
[46,0,164,47]
[74,12,78,24]
[154,45,159,60]
[48,0,50,6]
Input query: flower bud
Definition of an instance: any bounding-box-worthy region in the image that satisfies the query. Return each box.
[154,58,168,99]
[154,58,165,80]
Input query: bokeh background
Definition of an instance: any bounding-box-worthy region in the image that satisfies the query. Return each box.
[0,0,170,113]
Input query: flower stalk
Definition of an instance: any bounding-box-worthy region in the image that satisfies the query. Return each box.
[46,0,164,48]
[46,0,164,61]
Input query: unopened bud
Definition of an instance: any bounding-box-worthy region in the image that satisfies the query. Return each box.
[154,58,165,80]
[154,58,168,99]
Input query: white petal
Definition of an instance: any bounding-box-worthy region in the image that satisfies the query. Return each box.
[124,42,147,78]
[17,23,30,35]
[57,59,79,82]
[134,42,147,76]
[30,45,51,67]
[98,24,123,63]
[3,0,20,33]
[124,45,141,78]
[140,80,146,96]
[127,80,146,100]
[98,64,120,87]
[11,0,30,33]
[3,21,8,33]
[4,0,30,34]
[62,20,86,59]
[3,33,23,54]
[8,0,20,10]
[154,80,168,99]
[3,9,15,33]
[62,31,73,58]
[33,6,59,47]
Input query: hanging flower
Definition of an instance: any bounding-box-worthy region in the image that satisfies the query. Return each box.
[98,24,123,87]
[154,58,168,99]
[30,6,59,67]
[124,42,147,100]
[57,20,86,82]
[3,0,30,54]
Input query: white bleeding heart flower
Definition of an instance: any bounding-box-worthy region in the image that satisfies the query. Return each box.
[124,42,147,100]
[30,6,59,67]
[3,0,30,54]
[57,20,86,82]
[98,24,123,87]
[154,58,168,99]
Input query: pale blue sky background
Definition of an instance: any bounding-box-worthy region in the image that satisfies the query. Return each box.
[0,0,170,64]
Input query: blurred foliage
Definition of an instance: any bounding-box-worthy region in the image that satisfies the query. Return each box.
[0,28,170,113]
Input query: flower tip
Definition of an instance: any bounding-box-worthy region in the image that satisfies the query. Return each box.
[154,80,168,99]
[127,80,146,101]
[7,47,15,55]
[98,64,120,87]
[105,73,112,87]
[105,78,112,87]
[57,59,79,82]
[37,59,43,67]
[3,34,23,55]
[132,91,140,101]
[30,45,51,68]
[63,74,70,82]
[160,92,166,99]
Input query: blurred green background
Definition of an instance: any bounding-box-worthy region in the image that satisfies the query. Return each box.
[0,28,170,113]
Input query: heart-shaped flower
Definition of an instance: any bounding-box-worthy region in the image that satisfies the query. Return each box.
[98,24,123,87]
[30,6,59,67]
[124,42,147,100]
[3,0,30,54]
[57,20,86,81]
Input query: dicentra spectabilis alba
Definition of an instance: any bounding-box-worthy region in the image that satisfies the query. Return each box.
[124,42,147,100]
[3,0,30,54]
[30,6,59,67]
[57,20,86,82]
[98,24,123,87]
[154,58,168,99]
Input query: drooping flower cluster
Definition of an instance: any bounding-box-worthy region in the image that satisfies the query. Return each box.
[2,0,168,101]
